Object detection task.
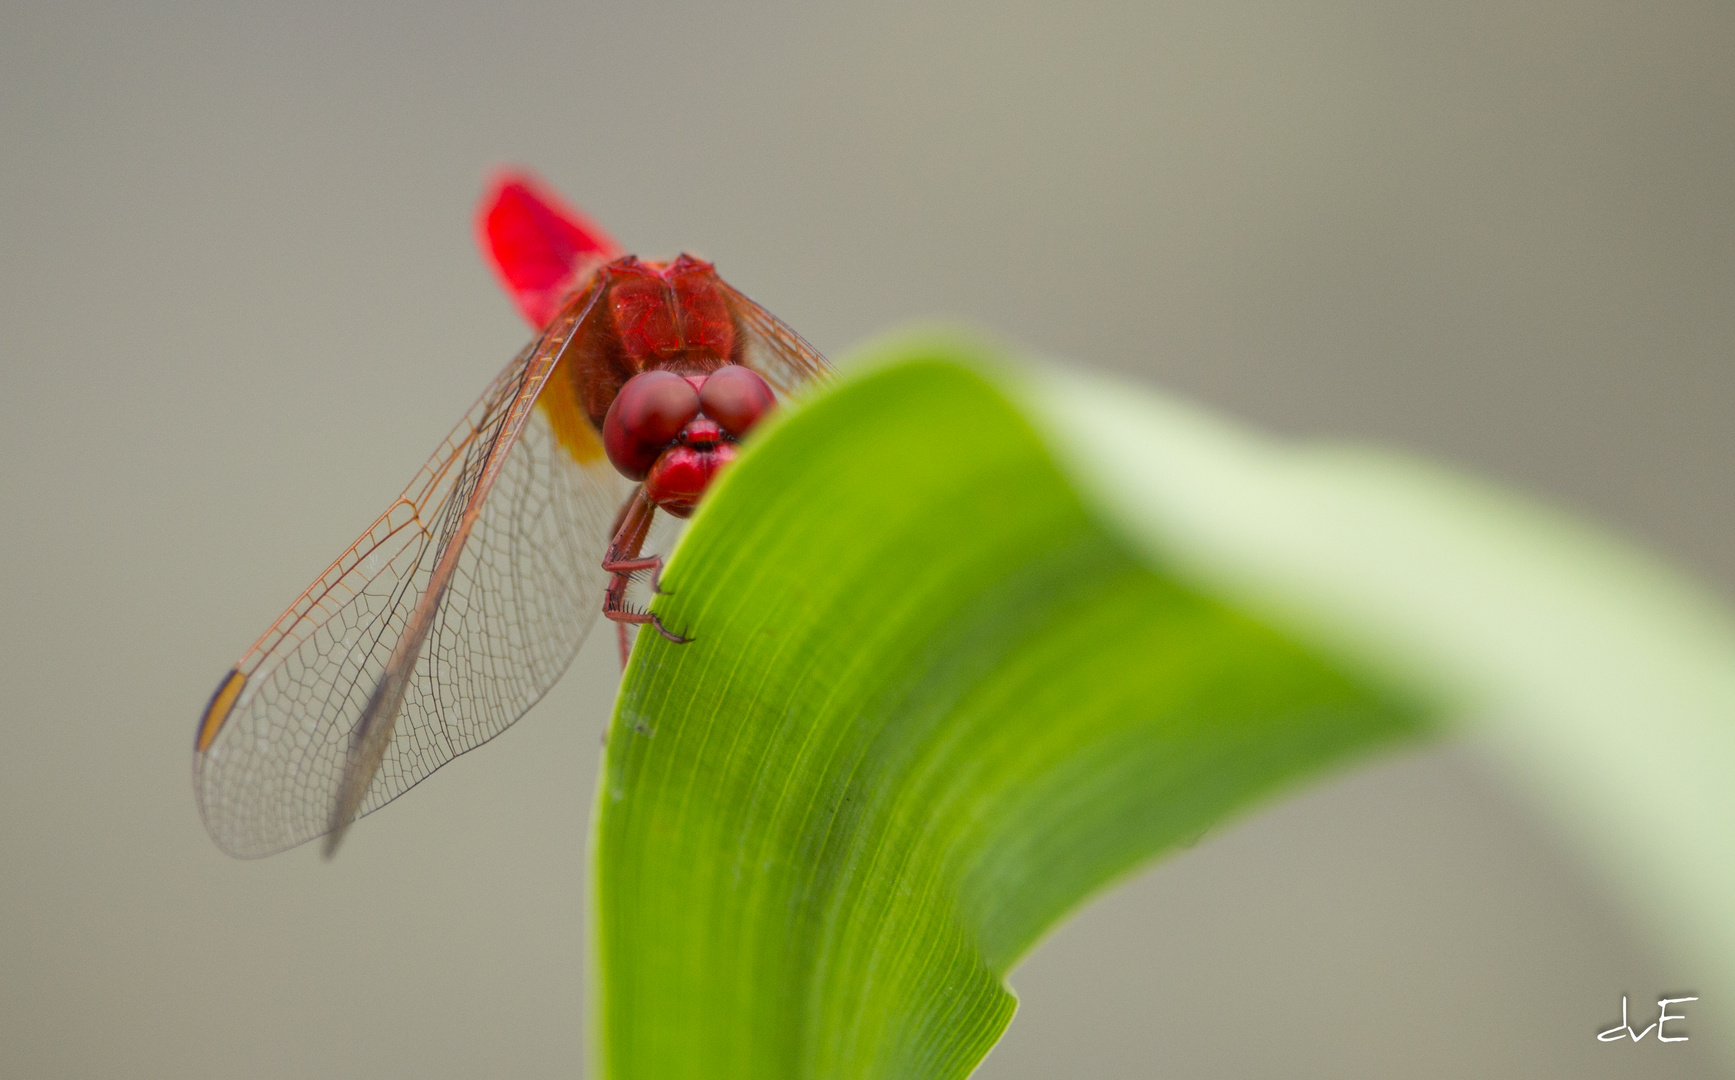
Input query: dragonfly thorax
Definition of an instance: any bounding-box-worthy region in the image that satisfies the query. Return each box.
[606,254,737,373]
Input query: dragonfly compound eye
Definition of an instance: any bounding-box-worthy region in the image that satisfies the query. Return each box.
[698,364,775,439]
[604,370,702,480]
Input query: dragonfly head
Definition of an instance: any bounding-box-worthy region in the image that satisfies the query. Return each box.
[604,365,775,517]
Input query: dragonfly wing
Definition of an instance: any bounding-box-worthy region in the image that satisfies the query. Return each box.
[716,281,835,396]
[194,282,629,858]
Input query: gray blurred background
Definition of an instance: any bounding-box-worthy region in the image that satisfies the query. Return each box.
[1,1,1730,1077]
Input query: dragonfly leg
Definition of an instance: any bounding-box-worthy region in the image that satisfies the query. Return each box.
[602,488,691,658]
[606,555,669,594]
[615,612,691,643]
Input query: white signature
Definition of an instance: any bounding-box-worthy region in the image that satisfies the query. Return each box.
[1598,995,1697,1043]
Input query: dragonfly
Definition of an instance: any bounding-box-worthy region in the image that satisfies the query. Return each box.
[193,171,832,859]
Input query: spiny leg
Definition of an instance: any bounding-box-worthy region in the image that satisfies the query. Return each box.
[602,487,690,668]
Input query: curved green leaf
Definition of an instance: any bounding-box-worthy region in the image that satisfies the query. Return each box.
[1027,357,1735,1023]
[592,332,1735,1078]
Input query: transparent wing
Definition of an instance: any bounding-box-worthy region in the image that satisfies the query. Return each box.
[194,283,630,858]
[718,281,835,395]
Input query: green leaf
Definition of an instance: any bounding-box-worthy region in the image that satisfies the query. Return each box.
[1026,354,1735,998]
[592,332,1735,1078]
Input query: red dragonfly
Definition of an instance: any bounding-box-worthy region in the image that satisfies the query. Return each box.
[193,172,831,859]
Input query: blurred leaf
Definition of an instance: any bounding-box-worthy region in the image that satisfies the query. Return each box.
[1029,353,1735,1012]
[592,332,1735,1078]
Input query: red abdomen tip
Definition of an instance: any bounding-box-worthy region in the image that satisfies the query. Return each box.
[477,170,624,328]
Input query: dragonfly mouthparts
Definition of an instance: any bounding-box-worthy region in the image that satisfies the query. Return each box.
[679,417,725,448]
